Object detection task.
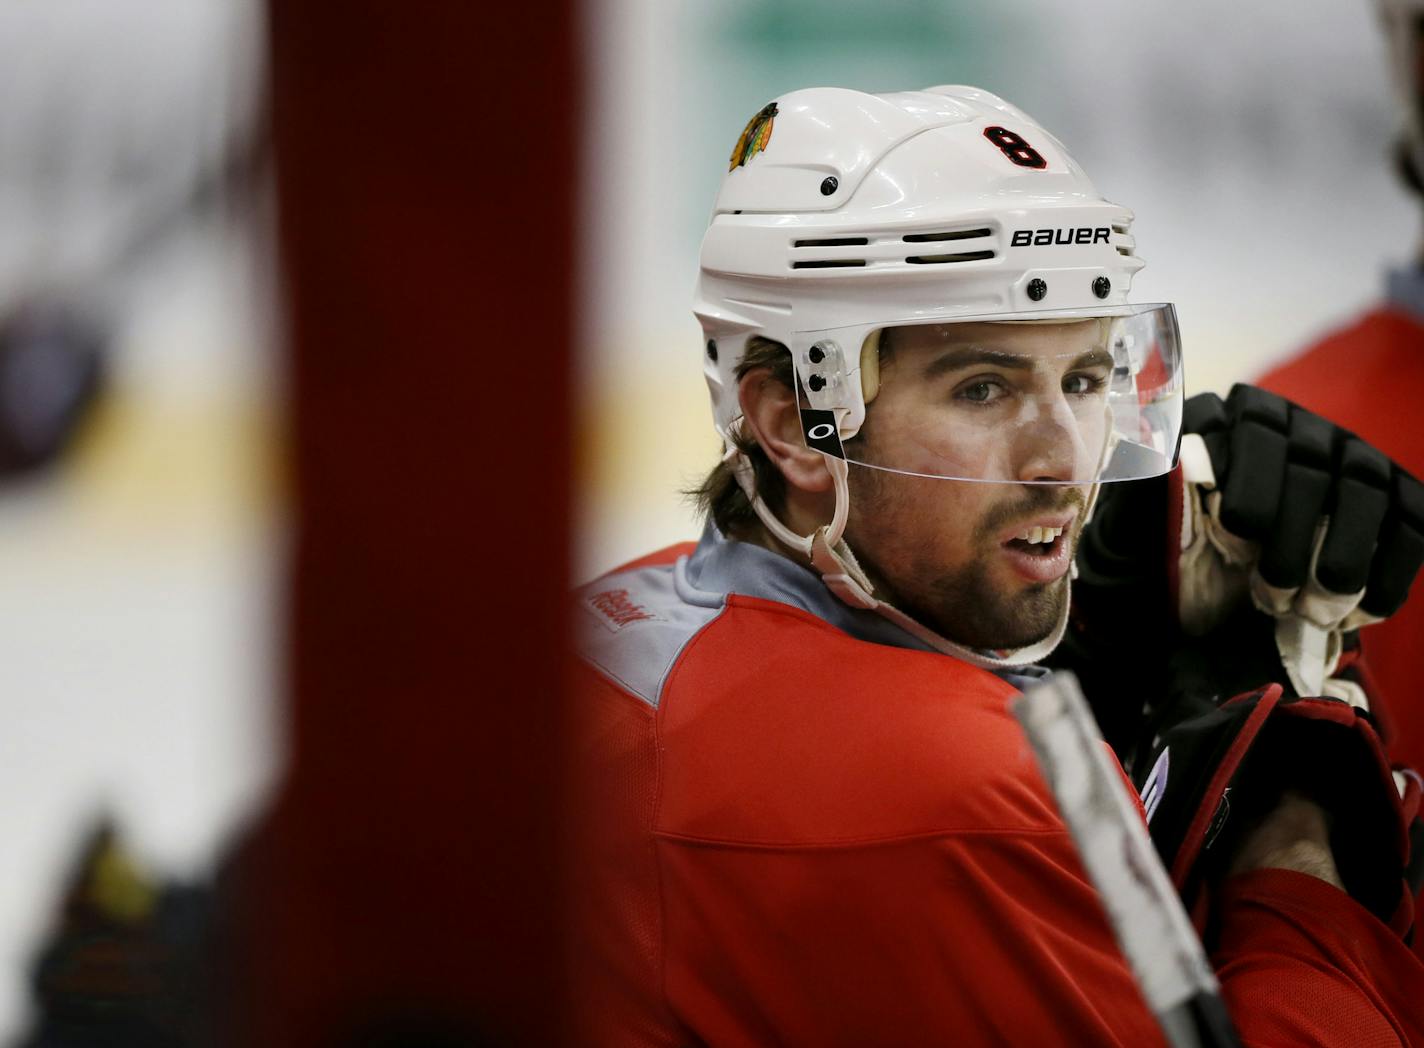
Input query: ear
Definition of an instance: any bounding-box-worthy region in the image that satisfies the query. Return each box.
[738,367,834,494]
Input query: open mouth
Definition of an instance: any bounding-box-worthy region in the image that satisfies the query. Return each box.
[1005,524,1066,557]
[998,517,1075,583]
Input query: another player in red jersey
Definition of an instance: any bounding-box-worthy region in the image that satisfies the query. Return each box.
[1258,0,1424,776]
[1256,0,1424,967]
[568,85,1424,1045]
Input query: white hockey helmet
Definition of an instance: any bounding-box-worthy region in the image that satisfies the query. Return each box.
[696,85,1182,488]
[692,85,1184,666]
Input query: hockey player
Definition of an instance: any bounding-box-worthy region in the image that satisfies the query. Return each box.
[1257,0,1424,780]
[569,86,1424,1045]
[1253,2,1424,966]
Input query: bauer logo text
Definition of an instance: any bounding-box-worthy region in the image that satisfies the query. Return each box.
[1011,227,1111,247]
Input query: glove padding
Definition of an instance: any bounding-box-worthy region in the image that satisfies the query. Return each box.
[1174,385,1424,698]
[1135,684,1420,937]
[1068,384,1424,727]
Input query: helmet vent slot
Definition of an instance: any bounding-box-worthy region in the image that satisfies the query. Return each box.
[902,227,992,243]
[905,250,995,265]
[1111,224,1133,257]
[794,236,869,248]
[792,259,868,269]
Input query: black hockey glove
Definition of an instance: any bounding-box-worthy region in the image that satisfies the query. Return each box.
[1135,682,1420,938]
[1056,384,1424,929]
[1168,385,1424,696]
[1064,383,1424,752]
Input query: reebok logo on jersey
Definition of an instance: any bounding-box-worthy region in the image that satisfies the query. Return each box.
[1011,227,1110,247]
[586,588,655,631]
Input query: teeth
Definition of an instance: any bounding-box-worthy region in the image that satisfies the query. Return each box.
[1014,525,1064,545]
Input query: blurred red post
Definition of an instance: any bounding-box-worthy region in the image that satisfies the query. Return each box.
[244,6,578,1043]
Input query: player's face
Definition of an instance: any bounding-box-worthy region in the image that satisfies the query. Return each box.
[843,321,1105,650]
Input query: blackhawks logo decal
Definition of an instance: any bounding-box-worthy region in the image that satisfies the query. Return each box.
[729,102,778,171]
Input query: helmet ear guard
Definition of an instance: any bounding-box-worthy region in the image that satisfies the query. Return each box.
[859,330,882,406]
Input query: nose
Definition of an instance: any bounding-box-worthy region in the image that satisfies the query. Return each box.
[1010,394,1088,484]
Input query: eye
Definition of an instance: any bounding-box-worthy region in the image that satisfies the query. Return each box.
[956,376,1009,404]
[1063,372,1107,396]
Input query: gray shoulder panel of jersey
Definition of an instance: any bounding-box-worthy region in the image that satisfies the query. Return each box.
[573,556,727,709]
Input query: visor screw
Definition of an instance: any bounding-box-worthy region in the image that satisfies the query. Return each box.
[706,339,718,362]
[808,374,826,392]
[1092,276,1111,299]
[820,176,839,196]
[1027,278,1047,301]
[808,345,825,363]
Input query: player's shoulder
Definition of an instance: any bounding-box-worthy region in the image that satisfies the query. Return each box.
[573,542,724,712]
[661,592,1019,743]
[1261,305,1424,392]
[1257,304,1424,464]
[1316,306,1424,357]
[655,594,1048,844]
[571,547,893,708]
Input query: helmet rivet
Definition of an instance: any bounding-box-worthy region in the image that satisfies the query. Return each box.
[1027,278,1048,301]
[706,339,718,362]
[1092,276,1111,299]
[808,374,826,392]
[808,346,825,363]
[820,176,839,196]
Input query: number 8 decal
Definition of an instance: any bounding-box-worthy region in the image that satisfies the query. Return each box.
[983,126,1047,169]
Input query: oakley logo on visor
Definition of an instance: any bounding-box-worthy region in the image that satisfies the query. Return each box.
[800,409,846,459]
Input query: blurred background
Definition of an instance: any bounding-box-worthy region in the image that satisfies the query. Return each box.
[0,0,274,1041]
[0,0,1413,1041]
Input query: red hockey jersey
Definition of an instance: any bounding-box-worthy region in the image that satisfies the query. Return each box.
[567,528,1424,1045]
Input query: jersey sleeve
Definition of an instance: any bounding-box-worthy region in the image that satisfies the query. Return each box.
[1213,868,1424,1046]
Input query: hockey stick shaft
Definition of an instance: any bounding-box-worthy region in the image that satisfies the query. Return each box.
[1013,671,1241,1048]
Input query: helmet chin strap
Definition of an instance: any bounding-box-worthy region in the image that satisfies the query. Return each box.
[729,444,1072,671]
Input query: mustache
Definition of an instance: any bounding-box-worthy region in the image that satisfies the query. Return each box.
[974,486,1087,542]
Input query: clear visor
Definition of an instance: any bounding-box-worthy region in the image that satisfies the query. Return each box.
[797,304,1182,485]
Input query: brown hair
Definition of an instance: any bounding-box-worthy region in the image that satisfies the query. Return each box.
[686,336,793,537]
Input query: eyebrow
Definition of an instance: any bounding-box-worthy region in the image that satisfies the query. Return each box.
[1071,347,1114,372]
[922,344,1112,380]
[922,346,1033,380]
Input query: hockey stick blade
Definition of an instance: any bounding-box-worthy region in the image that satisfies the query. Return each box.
[1013,671,1241,1048]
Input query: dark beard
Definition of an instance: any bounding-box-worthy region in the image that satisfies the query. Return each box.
[909,556,1070,651]
[849,472,1083,651]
